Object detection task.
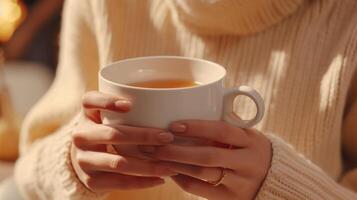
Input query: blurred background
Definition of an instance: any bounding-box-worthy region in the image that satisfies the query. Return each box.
[0,0,64,198]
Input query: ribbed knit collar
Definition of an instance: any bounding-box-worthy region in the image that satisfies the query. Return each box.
[166,0,305,35]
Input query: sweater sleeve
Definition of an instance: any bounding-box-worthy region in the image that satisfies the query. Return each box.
[255,134,357,200]
[255,71,357,200]
[15,114,103,200]
[14,0,102,199]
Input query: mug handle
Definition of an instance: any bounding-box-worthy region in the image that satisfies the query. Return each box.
[223,86,265,128]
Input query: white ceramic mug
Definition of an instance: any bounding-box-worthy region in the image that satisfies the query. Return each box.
[99,56,264,129]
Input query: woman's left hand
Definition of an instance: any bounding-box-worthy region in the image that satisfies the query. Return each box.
[140,120,272,200]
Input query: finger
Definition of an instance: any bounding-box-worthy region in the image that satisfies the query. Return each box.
[171,175,233,200]
[82,91,131,111]
[84,172,165,192]
[169,120,251,147]
[219,171,252,193]
[72,123,174,148]
[76,150,177,177]
[112,124,174,145]
[164,162,222,183]
[166,163,247,189]
[143,145,258,172]
[141,145,237,168]
[82,91,131,122]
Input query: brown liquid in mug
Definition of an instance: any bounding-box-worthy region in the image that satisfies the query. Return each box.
[128,79,200,88]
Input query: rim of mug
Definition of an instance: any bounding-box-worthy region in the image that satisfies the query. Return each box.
[99,56,227,91]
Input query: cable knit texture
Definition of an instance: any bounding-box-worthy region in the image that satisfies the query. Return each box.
[166,0,305,35]
[14,0,357,199]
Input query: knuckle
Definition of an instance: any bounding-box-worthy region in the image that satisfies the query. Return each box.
[111,157,127,171]
[104,127,121,142]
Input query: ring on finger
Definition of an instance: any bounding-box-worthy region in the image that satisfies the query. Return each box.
[208,144,233,186]
[208,167,227,186]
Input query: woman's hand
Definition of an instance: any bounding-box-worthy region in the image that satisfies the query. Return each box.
[140,120,272,200]
[70,91,177,193]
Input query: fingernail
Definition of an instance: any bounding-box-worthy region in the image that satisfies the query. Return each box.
[139,146,157,153]
[114,100,131,111]
[170,123,187,133]
[157,132,174,143]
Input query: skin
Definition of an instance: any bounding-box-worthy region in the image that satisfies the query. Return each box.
[71,91,272,199]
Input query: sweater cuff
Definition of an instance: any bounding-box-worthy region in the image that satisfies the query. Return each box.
[15,114,106,200]
[55,125,104,199]
[254,133,355,200]
[47,114,104,200]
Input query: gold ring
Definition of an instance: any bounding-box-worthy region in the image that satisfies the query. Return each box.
[209,168,226,186]
[209,144,233,186]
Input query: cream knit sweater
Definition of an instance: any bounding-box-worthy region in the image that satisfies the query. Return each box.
[14,0,357,199]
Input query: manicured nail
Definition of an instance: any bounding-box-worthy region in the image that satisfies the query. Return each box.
[139,146,157,153]
[157,132,174,143]
[170,123,187,133]
[114,100,131,111]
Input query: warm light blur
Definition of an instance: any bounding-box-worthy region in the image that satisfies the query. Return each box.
[0,0,26,42]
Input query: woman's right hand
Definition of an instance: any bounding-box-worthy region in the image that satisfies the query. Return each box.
[70,91,176,193]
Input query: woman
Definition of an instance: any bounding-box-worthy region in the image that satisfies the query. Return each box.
[14,0,357,199]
